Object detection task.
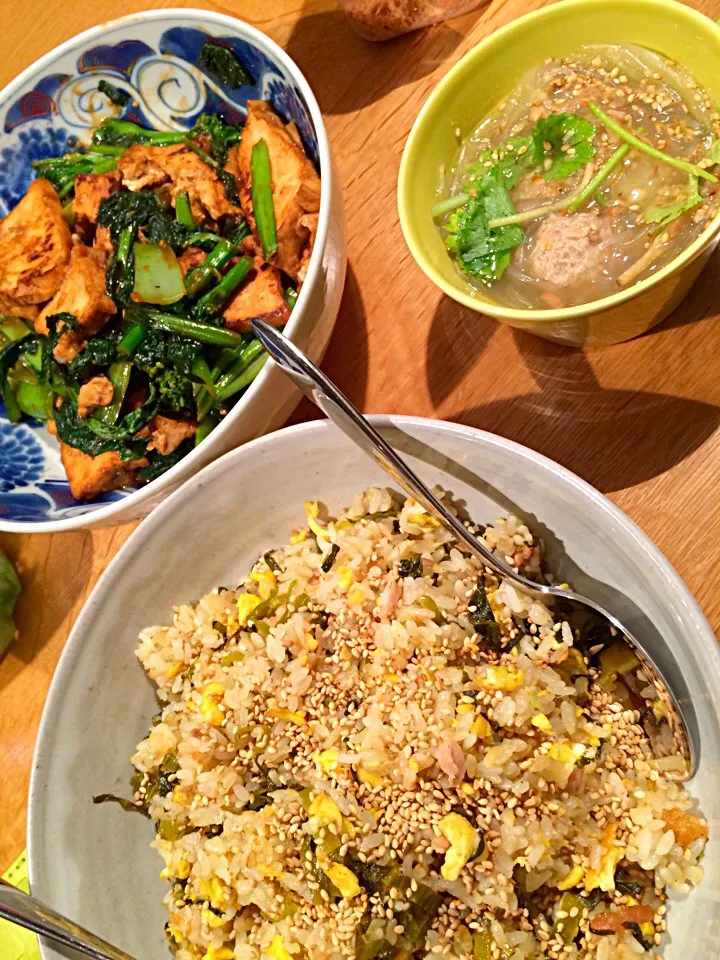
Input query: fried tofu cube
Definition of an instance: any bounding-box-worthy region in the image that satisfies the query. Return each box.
[147,415,197,456]
[36,245,116,362]
[93,224,114,261]
[161,148,241,223]
[223,258,290,332]
[72,171,121,240]
[60,443,148,501]
[0,179,72,317]
[118,144,240,223]
[233,100,321,281]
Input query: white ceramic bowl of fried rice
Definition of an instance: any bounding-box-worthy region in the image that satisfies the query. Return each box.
[28,417,720,960]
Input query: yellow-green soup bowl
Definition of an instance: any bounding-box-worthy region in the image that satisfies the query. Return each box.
[398,0,720,347]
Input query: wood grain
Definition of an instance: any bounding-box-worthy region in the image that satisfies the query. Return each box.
[1,0,719,870]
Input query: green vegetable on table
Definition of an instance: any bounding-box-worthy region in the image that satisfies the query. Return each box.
[473,135,537,190]
[33,152,118,199]
[129,305,244,347]
[184,219,251,299]
[588,102,718,183]
[0,335,37,423]
[184,239,235,298]
[14,381,52,420]
[98,191,170,305]
[251,139,278,260]
[194,255,254,315]
[0,549,21,659]
[92,117,186,149]
[117,323,148,357]
[567,143,631,214]
[195,338,264,420]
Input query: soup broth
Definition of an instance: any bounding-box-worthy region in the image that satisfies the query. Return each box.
[435,45,720,309]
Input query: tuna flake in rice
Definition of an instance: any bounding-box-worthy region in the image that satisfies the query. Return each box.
[126,488,708,960]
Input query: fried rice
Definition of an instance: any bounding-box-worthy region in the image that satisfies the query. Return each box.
[130,488,708,960]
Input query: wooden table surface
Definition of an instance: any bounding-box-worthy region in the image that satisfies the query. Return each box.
[1,0,720,871]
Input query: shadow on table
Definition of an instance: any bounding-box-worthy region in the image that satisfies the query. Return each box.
[644,242,720,336]
[283,3,475,115]
[0,530,92,692]
[287,260,369,424]
[424,283,720,494]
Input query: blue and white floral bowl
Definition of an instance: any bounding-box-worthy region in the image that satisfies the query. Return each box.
[0,9,346,531]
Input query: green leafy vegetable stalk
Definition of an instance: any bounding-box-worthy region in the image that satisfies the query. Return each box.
[588,102,718,183]
[251,139,278,260]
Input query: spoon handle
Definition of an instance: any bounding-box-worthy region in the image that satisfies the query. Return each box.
[252,320,515,583]
[0,880,138,960]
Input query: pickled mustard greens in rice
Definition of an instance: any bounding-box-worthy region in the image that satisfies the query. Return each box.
[434,45,720,308]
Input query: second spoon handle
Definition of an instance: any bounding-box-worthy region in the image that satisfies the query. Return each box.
[0,879,138,960]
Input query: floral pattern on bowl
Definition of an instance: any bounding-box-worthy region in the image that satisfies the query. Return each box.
[0,15,319,524]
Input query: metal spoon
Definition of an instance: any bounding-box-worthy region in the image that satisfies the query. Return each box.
[252,319,696,780]
[0,879,138,960]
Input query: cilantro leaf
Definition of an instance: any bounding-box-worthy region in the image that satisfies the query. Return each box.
[444,173,524,280]
[468,136,535,190]
[532,113,596,181]
[644,174,702,228]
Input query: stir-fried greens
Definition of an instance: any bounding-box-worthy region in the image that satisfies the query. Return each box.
[434,44,720,308]
[0,97,320,501]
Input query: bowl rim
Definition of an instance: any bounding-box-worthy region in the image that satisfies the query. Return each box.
[0,7,333,534]
[28,414,720,954]
[397,0,720,323]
